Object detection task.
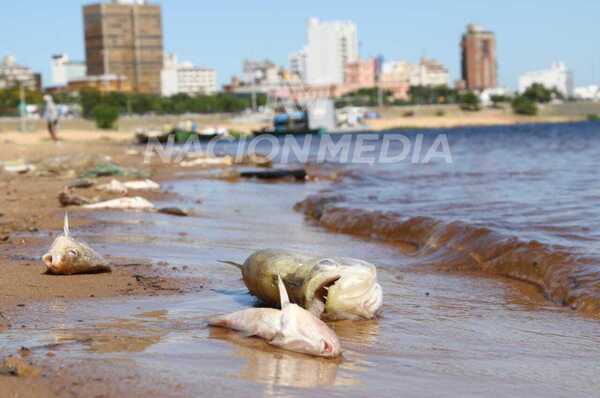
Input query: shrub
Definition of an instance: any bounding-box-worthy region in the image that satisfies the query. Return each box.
[511,95,538,116]
[459,91,481,111]
[92,104,119,129]
[587,114,600,121]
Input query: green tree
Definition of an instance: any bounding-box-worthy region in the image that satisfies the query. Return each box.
[522,83,562,103]
[459,91,481,111]
[511,95,538,115]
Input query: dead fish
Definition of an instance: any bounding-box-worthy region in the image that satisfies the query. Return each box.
[96,179,128,194]
[122,179,160,191]
[42,214,111,275]
[83,197,154,210]
[222,249,383,321]
[209,275,341,358]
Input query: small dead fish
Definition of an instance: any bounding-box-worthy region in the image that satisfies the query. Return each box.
[209,275,341,358]
[83,197,154,210]
[42,214,111,275]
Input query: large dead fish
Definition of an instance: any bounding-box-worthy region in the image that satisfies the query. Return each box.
[209,275,341,358]
[222,249,383,321]
[42,214,111,275]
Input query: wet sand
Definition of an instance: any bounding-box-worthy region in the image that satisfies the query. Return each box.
[1,130,599,397]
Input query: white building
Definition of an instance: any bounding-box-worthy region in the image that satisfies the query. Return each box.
[161,54,217,97]
[288,47,308,82]
[381,58,449,87]
[50,54,86,87]
[574,85,600,101]
[305,18,358,85]
[518,62,574,98]
[0,55,39,90]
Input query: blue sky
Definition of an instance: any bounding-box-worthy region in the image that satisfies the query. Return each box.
[2,0,599,88]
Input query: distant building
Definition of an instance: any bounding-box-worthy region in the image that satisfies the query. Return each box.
[242,59,281,86]
[288,47,308,82]
[518,62,574,98]
[306,18,358,85]
[411,58,449,87]
[50,54,86,86]
[461,24,497,91]
[0,55,41,90]
[344,58,376,87]
[161,54,217,96]
[574,85,600,101]
[83,0,164,94]
[66,74,131,93]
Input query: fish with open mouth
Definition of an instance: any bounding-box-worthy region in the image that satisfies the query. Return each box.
[209,275,341,358]
[42,213,111,275]
[221,249,383,321]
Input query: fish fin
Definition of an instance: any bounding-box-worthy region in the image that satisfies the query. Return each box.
[277,274,290,308]
[63,212,70,237]
[270,274,303,289]
[218,260,244,270]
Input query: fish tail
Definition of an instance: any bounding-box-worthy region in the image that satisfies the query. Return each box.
[218,260,244,270]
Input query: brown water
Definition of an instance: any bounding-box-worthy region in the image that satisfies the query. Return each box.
[2,122,600,396]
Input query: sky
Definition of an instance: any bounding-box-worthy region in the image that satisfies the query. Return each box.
[2,0,599,89]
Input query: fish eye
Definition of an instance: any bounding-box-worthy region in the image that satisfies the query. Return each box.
[68,249,79,257]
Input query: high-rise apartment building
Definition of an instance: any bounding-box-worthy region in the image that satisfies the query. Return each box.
[306,18,358,85]
[461,24,497,91]
[83,0,163,94]
[518,62,574,98]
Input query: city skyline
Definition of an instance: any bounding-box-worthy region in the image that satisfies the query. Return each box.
[2,0,599,89]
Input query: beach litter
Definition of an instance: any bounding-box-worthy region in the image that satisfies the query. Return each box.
[239,168,307,181]
[68,178,95,189]
[2,160,36,174]
[158,207,189,217]
[180,156,233,168]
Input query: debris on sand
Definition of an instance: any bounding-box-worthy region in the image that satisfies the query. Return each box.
[180,156,233,168]
[0,355,41,377]
[80,163,124,178]
[3,160,36,174]
[158,207,189,217]
[236,152,272,168]
[239,168,307,181]
[123,179,160,191]
[83,197,154,210]
[68,178,95,189]
[58,189,93,207]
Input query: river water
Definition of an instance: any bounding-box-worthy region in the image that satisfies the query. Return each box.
[1,122,600,397]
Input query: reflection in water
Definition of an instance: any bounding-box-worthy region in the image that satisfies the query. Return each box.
[209,327,359,389]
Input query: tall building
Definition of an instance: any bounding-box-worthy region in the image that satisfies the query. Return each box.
[461,24,497,91]
[50,54,87,86]
[161,54,217,96]
[83,0,164,94]
[518,62,574,98]
[306,18,358,85]
[0,55,41,90]
[288,47,308,82]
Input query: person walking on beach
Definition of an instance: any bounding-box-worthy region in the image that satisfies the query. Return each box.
[43,94,59,141]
